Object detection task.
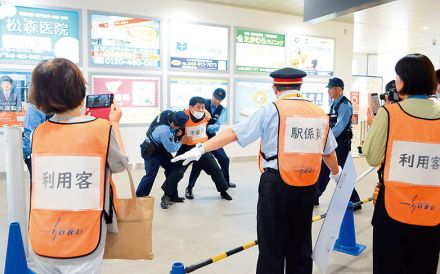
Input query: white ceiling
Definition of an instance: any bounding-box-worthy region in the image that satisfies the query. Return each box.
[187,0,305,17]
[186,0,440,54]
[349,0,440,54]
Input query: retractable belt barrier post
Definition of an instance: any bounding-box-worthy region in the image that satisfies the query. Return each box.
[4,126,28,256]
[171,167,376,273]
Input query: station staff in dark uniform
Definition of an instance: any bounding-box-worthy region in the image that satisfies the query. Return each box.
[172,68,341,274]
[186,88,235,200]
[315,77,360,206]
[136,110,188,199]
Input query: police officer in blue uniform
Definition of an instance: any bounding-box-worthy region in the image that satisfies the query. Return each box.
[315,77,360,206]
[172,68,342,274]
[136,110,188,200]
[185,88,235,200]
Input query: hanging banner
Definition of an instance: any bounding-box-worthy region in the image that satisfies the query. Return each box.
[91,75,160,124]
[0,4,80,64]
[289,35,334,76]
[235,28,285,73]
[0,71,31,127]
[169,21,228,71]
[168,77,228,116]
[90,12,160,68]
[234,80,275,122]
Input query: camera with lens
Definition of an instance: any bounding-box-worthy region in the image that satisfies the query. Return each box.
[380,80,401,103]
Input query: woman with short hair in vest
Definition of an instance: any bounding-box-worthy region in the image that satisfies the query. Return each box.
[364,54,440,274]
[28,58,128,273]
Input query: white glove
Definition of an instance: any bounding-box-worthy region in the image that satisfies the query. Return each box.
[329,166,343,182]
[171,143,206,165]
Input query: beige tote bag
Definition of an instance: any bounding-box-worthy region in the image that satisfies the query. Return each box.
[104,168,154,260]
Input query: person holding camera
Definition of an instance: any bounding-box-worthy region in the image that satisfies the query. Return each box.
[367,80,399,126]
[136,110,189,198]
[28,58,128,273]
[315,77,360,206]
[363,54,440,274]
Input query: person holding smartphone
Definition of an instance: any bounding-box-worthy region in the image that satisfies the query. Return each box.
[28,58,128,273]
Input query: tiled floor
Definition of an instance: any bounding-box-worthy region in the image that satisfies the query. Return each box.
[0,158,394,273]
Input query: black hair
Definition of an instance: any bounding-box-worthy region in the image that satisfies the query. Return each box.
[436,69,440,83]
[0,76,13,83]
[395,54,437,96]
[189,96,205,106]
[274,84,302,92]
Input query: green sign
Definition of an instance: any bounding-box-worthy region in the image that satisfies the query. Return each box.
[235,29,286,73]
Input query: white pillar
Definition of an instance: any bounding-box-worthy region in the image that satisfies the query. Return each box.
[4,126,28,256]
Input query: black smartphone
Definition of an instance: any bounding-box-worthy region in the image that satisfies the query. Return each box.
[86,94,113,108]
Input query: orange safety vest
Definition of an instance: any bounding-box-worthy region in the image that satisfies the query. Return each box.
[29,118,111,258]
[182,109,208,146]
[259,98,329,186]
[383,103,440,226]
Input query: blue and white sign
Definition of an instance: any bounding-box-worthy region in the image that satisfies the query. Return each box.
[0,4,80,64]
[169,21,228,71]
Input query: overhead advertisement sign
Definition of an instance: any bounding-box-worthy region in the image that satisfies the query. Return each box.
[169,21,228,71]
[0,71,31,127]
[289,35,335,76]
[234,80,275,122]
[169,77,228,116]
[0,4,80,64]
[91,75,160,124]
[235,28,285,73]
[90,12,160,68]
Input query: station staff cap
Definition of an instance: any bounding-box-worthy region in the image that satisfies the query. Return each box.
[270,67,307,85]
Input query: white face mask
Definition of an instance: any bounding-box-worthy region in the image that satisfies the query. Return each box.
[192,110,204,119]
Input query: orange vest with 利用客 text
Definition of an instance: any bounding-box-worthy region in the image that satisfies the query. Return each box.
[182,109,208,146]
[383,103,440,226]
[29,118,111,258]
[259,98,329,186]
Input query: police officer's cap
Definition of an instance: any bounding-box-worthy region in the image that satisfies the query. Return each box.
[385,80,396,91]
[270,67,307,85]
[172,111,189,128]
[0,76,13,84]
[326,77,344,90]
[213,88,226,100]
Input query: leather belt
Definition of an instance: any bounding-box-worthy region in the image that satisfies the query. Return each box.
[263,168,279,173]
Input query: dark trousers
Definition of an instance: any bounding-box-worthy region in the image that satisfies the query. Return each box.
[136,143,174,197]
[24,158,32,178]
[257,172,315,274]
[372,187,440,274]
[188,147,230,189]
[315,139,360,202]
[162,145,228,197]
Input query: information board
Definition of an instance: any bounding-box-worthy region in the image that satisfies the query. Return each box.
[91,75,160,124]
[168,78,228,114]
[90,12,160,68]
[235,28,285,73]
[0,4,80,64]
[289,35,334,76]
[0,71,31,127]
[301,81,331,113]
[234,80,275,122]
[169,21,228,71]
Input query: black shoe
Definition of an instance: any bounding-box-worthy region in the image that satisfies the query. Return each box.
[353,203,362,211]
[170,196,185,203]
[314,199,320,207]
[185,187,194,200]
[161,195,171,209]
[228,182,236,188]
[220,191,232,201]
